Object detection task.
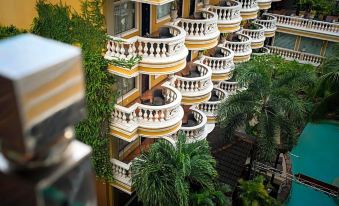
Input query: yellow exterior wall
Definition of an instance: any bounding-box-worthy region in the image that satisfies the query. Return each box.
[182,0,190,18]
[150,75,167,88]
[0,0,82,29]
[150,5,171,33]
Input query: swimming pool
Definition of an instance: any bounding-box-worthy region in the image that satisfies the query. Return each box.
[288,122,339,206]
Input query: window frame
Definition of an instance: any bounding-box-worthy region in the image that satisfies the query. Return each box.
[156,2,171,22]
[112,1,139,37]
[116,76,139,104]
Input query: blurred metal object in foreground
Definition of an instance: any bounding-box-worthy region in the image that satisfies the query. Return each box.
[0,34,85,164]
[0,34,97,206]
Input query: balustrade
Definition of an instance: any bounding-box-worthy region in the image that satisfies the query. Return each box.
[172,63,213,97]
[105,25,187,64]
[237,0,259,12]
[270,14,339,35]
[268,46,325,66]
[209,1,242,23]
[241,23,265,46]
[219,81,240,93]
[174,109,207,143]
[111,159,132,187]
[176,11,219,40]
[201,47,235,76]
[197,88,227,117]
[112,83,183,134]
[223,33,252,57]
[254,14,277,36]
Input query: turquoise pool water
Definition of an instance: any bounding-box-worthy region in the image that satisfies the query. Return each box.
[288,122,339,206]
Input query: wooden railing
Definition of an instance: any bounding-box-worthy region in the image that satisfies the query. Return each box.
[270,13,339,35]
[222,33,252,56]
[200,47,235,75]
[174,108,207,143]
[105,25,187,64]
[172,63,213,97]
[241,23,266,44]
[209,1,242,23]
[255,14,277,33]
[176,11,219,40]
[268,46,325,66]
[112,82,183,134]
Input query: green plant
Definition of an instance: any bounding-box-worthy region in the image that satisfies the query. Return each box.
[31,0,116,181]
[218,55,316,161]
[131,133,218,206]
[312,44,339,121]
[0,25,26,40]
[238,176,281,206]
[108,55,142,69]
[190,184,232,206]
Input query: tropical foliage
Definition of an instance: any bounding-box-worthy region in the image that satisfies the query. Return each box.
[218,55,317,161]
[312,44,339,121]
[190,183,231,206]
[31,0,116,181]
[0,25,26,40]
[131,133,230,206]
[238,176,281,206]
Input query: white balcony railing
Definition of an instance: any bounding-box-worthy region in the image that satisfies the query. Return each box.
[252,47,270,56]
[241,23,266,46]
[209,1,242,25]
[219,81,241,93]
[176,11,220,41]
[200,47,235,77]
[197,87,227,118]
[173,108,208,143]
[270,14,339,36]
[254,14,277,35]
[172,63,213,98]
[112,82,183,136]
[105,25,187,65]
[268,46,325,66]
[222,33,252,57]
[111,159,132,190]
[237,0,259,13]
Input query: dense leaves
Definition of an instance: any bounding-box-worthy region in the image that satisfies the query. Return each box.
[312,44,339,121]
[0,25,26,40]
[131,133,227,206]
[31,0,115,181]
[218,55,317,161]
[238,176,281,206]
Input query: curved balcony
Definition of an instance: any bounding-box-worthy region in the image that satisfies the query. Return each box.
[197,87,227,123]
[256,0,272,10]
[111,82,184,141]
[200,46,235,82]
[172,62,213,105]
[172,108,208,143]
[252,47,270,56]
[209,1,242,33]
[105,25,188,78]
[255,14,277,37]
[218,80,241,94]
[222,33,252,63]
[241,23,266,49]
[111,159,132,194]
[237,0,259,20]
[176,11,220,50]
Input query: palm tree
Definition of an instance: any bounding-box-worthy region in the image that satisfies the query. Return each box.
[218,55,316,161]
[312,44,339,121]
[238,176,281,206]
[131,133,220,206]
